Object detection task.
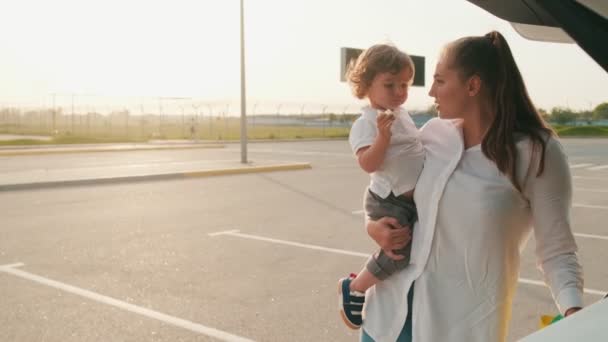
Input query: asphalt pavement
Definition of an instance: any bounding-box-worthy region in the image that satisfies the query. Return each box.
[1,138,607,341]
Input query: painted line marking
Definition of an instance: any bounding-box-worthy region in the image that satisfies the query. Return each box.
[573,175,608,180]
[208,230,369,258]
[208,231,605,297]
[356,204,608,211]
[0,263,254,342]
[208,229,241,237]
[354,203,608,211]
[570,163,594,169]
[573,203,608,210]
[587,164,608,171]
[517,278,605,296]
[352,209,608,240]
[574,233,608,241]
[575,187,608,193]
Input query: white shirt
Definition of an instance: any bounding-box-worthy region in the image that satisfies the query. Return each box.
[348,105,425,197]
[362,118,584,342]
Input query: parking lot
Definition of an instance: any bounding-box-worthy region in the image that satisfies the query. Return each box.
[1,139,607,341]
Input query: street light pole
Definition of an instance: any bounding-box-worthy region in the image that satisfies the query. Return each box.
[51,93,56,134]
[180,105,185,138]
[192,103,201,141]
[276,104,282,138]
[206,104,213,137]
[322,105,328,136]
[158,97,162,137]
[239,0,248,163]
[71,93,74,134]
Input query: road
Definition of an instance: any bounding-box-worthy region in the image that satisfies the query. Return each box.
[1,139,607,341]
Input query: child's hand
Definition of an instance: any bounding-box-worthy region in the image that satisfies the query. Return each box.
[377,111,395,142]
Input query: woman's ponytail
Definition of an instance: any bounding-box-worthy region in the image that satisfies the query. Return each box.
[448,31,554,191]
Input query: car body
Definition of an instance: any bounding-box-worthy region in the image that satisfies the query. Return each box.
[466,0,607,72]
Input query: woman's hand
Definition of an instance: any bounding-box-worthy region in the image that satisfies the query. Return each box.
[367,216,411,260]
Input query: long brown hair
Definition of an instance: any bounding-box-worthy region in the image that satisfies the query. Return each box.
[447,31,554,191]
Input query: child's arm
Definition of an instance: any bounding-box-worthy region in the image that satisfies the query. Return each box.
[356,113,394,173]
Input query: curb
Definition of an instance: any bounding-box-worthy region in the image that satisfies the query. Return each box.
[182,163,311,177]
[219,137,349,144]
[0,162,312,191]
[0,144,225,156]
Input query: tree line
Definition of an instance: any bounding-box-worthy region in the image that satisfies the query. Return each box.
[538,102,608,125]
[422,102,608,126]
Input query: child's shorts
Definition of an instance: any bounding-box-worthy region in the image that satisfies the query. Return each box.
[364,188,417,280]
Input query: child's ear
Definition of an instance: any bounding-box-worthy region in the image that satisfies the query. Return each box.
[467,75,481,97]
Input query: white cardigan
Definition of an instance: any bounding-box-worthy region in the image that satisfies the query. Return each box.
[362,118,584,342]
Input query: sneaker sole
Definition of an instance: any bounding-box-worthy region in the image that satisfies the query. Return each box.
[338,278,361,330]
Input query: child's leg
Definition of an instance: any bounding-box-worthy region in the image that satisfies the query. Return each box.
[362,190,416,281]
[338,274,365,329]
[350,265,381,293]
[338,189,415,330]
[337,252,388,330]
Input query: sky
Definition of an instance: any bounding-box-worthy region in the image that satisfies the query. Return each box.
[0,0,606,115]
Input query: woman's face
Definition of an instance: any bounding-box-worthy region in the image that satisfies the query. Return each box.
[367,68,412,111]
[428,55,471,119]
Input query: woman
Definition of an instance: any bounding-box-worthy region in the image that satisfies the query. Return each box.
[361,31,584,342]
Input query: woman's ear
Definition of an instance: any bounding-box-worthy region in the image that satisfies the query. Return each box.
[467,75,482,97]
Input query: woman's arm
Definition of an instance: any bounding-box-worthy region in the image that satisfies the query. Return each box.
[527,138,584,316]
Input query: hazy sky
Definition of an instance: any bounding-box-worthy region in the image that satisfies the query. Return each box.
[0,0,606,114]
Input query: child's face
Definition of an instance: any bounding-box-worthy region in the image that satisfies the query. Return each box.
[367,68,412,111]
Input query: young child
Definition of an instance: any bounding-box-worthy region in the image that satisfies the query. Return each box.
[338,44,425,329]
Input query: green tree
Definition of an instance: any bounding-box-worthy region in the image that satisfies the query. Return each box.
[593,102,608,120]
[537,108,550,121]
[339,114,352,124]
[550,107,576,125]
[579,110,594,124]
[328,113,337,126]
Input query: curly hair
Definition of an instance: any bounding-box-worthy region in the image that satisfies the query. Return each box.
[346,44,414,99]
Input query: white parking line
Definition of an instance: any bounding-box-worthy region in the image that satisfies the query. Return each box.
[0,263,254,342]
[573,175,608,180]
[356,202,608,212]
[209,231,605,297]
[208,230,369,258]
[574,233,608,241]
[352,208,608,240]
[352,209,608,240]
[574,203,608,210]
[517,278,605,296]
[570,163,594,169]
[575,187,608,193]
[587,164,608,171]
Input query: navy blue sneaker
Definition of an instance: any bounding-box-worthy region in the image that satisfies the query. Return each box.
[338,274,365,329]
